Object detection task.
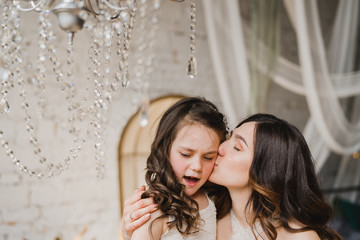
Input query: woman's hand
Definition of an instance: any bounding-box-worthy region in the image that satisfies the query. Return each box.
[120,185,158,240]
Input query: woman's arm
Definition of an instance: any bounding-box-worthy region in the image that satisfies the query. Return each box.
[120,186,158,240]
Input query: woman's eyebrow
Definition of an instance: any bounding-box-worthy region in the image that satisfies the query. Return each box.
[234,133,248,147]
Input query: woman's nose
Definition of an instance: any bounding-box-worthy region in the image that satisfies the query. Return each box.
[218,142,225,157]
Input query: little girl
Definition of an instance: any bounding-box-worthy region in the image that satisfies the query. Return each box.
[130,97,227,240]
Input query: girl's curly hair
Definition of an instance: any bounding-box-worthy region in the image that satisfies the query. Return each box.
[141,97,227,236]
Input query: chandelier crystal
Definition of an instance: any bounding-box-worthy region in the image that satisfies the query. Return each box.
[0,0,165,179]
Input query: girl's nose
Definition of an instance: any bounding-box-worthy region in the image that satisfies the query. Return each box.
[190,156,202,172]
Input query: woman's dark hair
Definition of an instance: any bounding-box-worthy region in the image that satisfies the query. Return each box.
[233,113,341,240]
[141,96,228,236]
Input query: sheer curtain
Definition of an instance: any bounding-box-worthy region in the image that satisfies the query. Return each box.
[203,0,250,128]
[203,0,360,175]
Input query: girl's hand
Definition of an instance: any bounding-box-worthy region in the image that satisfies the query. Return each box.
[120,185,158,240]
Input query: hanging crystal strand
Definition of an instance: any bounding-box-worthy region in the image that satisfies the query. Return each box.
[0,4,14,114]
[45,4,87,168]
[94,11,116,179]
[101,10,114,104]
[0,4,28,175]
[53,32,88,177]
[0,73,10,114]
[46,34,76,177]
[0,4,29,176]
[145,0,160,93]
[86,16,97,116]
[0,131,38,177]
[35,33,85,178]
[130,0,159,126]
[0,66,10,114]
[116,2,136,89]
[139,95,149,127]
[131,0,147,112]
[1,4,48,178]
[5,5,43,164]
[111,20,122,92]
[133,0,148,125]
[13,46,50,175]
[187,0,197,78]
[36,10,51,120]
[139,0,160,126]
[87,10,107,179]
[6,4,83,178]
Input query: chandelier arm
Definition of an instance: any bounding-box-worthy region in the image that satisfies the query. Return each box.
[16,1,44,12]
[110,12,120,19]
[101,0,129,11]
[15,0,55,12]
[83,0,101,15]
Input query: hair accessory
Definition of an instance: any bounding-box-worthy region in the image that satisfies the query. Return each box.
[150,172,157,181]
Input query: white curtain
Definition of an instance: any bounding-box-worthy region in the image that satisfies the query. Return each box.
[202,0,250,128]
[203,0,360,174]
[294,0,360,155]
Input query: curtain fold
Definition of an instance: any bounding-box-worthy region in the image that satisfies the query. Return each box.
[294,0,360,154]
[203,0,360,175]
[202,0,250,128]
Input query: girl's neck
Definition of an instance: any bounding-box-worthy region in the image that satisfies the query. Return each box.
[228,187,253,227]
[190,189,209,210]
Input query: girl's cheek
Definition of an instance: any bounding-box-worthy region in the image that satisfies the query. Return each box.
[204,162,215,176]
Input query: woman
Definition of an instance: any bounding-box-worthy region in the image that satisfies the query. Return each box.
[210,113,341,239]
[122,113,342,240]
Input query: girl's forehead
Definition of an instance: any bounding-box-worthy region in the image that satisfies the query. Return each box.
[174,124,220,145]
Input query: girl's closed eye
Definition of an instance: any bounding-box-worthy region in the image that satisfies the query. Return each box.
[204,155,216,161]
[180,152,190,157]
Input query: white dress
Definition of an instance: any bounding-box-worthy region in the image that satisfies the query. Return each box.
[230,210,266,240]
[160,194,217,240]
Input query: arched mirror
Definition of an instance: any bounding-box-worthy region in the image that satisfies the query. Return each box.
[118,95,184,213]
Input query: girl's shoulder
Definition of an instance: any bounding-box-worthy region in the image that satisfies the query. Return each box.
[216,213,232,240]
[131,209,168,240]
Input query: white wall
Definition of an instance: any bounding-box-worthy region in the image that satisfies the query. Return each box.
[0,1,223,239]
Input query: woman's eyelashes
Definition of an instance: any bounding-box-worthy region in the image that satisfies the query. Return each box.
[233,145,241,151]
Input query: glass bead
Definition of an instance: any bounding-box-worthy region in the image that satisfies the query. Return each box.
[0,98,10,113]
[187,56,197,78]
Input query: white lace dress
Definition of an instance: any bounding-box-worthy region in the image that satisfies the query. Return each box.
[230,210,267,240]
[160,194,217,240]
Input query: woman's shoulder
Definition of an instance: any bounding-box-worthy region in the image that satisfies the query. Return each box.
[277,223,320,240]
[278,230,320,240]
[131,209,167,240]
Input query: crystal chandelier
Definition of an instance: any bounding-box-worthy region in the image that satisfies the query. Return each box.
[0,0,196,180]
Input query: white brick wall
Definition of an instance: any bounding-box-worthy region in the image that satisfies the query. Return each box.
[0,1,224,240]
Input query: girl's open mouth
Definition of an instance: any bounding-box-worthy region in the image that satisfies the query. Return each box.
[184,176,200,186]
